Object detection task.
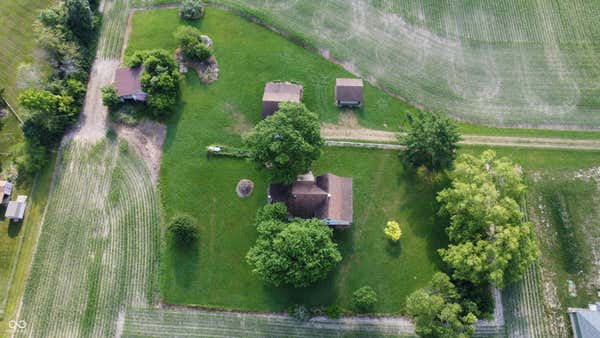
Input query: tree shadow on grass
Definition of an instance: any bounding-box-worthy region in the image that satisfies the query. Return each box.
[171,239,201,290]
[385,241,402,258]
[8,220,22,238]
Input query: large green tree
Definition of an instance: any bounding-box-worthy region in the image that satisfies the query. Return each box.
[406,273,477,338]
[246,205,341,288]
[128,49,181,118]
[244,102,323,184]
[400,111,461,171]
[19,89,78,146]
[174,25,212,62]
[65,0,94,43]
[437,150,538,287]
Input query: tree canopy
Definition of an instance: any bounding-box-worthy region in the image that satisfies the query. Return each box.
[244,102,323,184]
[400,111,461,171]
[406,272,478,338]
[437,150,538,287]
[64,0,95,43]
[246,204,341,288]
[127,49,181,118]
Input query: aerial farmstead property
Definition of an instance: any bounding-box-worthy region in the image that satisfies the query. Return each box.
[3,0,600,337]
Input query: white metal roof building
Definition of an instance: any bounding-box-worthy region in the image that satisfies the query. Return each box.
[5,195,27,221]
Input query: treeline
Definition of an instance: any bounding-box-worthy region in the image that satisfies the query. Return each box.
[13,0,100,175]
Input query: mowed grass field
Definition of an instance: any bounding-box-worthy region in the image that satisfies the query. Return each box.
[126,8,445,313]
[207,0,600,129]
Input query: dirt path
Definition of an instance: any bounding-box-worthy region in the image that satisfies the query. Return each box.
[69,59,120,142]
[322,126,600,150]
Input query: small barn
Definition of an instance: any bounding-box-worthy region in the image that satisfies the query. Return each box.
[0,180,13,205]
[335,78,363,107]
[5,195,27,221]
[569,303,600,338]
[261,82,303,119]
[114,67,147,102]
[268,172,353,228]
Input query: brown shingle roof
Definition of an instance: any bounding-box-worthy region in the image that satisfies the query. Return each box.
[114,67,145,98]
[268,173,353,227]
[335,78,363,105]
[261,82,303,118]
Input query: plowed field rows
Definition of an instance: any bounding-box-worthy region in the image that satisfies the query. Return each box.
[15,141,159,337]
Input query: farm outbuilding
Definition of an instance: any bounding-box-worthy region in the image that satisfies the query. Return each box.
[5,195,27,221]
[0,180,13,205]
[261,82,303,119]
[114,66,147,102]
[335,78,363,107]
[569,303,600,338]
[268,172,353,228]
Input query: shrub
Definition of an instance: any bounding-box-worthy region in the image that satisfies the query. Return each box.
[256,202,288,224]
[174,26,212,62]
[352,286,377,313]
[168,215,199,245]
[179,0,204,20]
[325,305,342,319]
[101,85,120,111]
[384,220,402,242]
[125,51,146,68]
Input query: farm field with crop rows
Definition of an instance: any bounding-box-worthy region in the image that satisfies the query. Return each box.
[15,141,159,337]
[207,0,600,129]
[98,0,131,59]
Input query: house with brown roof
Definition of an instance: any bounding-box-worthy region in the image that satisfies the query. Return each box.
[114,67,146,102]
[268,172,353,228]
[335,78,363,107]
[261,82,303,119]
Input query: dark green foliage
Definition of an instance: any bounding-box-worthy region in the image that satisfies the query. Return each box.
[289,304,310,321]
[246,217,341,288]
[400,111,461,171]
[19,89,78,145]
[406,273,478,338]
[65,0,94,43]
[174,26,212,62]
[125,51,146,68]
[138,49,181,118]
[325,305,342,319]
[179,0,204,20]
[168,215,199,245]
[255,202,288,224]
[101,85,120,111]
[352,286,377,313]
[244,102,323,184]
[11,141,48,176]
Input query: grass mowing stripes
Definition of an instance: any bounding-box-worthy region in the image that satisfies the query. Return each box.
[16,140,159,337]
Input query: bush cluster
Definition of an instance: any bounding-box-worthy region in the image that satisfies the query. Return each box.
[179,0,204,20]
[15,0,98,175]
[168,214,199,245]
[174,26,212,62]
[352,286,378,313]
[125,49,181,118]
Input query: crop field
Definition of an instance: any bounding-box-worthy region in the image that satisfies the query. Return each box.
[15,141,160,337]
[201,0,600,129]
[122,307,414,337]
[98,0,131,58]
[520,168,600,337]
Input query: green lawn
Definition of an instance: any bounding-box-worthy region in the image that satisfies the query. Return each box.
[129,6,600,315]
[126,8,446,313]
